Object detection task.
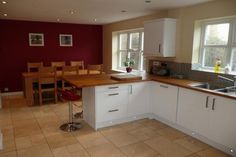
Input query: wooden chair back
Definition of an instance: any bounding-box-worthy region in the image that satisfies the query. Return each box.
[51,61,66,70]
[70,61,84,69]
[38,66,57,105]
[62,66,79,76]
[87,64,103,74]
[27,62,43,72]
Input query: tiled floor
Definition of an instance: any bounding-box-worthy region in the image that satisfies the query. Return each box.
[0,96,232,157]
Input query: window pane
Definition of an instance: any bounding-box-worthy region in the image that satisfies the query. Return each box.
[119,34,127,50]
[130,32,139,50]
[204,23,229,45]
[232,48,236,72]
[119,51,128,67]
[130,52,140,70]
[203,47,228,67]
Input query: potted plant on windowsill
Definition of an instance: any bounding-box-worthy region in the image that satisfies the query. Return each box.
[124,58,135,73]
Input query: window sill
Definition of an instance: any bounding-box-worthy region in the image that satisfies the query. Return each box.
[112,69,146,75]
[192,67,236,75]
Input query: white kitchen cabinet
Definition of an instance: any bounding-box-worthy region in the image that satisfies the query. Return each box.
[178,88,236,155]
[127,82,150,117]
[144,18,176,57]
[207,95,236,153]
[177,88,210,136]
[151,82,178,123]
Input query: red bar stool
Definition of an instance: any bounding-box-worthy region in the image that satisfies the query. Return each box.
[57,89,82,132]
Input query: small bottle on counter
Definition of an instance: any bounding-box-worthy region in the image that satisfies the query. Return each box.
[214,58,221,73]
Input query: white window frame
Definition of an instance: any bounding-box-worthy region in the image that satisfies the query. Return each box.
[199,17,236,72]
[117,29,144,71]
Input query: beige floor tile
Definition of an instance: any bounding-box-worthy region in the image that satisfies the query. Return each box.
[87,143,125,157]
[120,142,158,157]
[36,115,62,128]
[46,133,78,149]
[186,154,201,157]
[105,131,140,147]
[52,146,71,157]
[156,127,187,141]
[197,148,231,157]
[12,119,38,128]
[14,123,42,138]
[145,136,192,157]
[11,111,34,121]
[99,126,126,137]
[119,121,144,131]
[77,132,109,148]
[140,119,168,130]
[175,136,209,153]
[15,136,32,149]
[128,127,160,141]
[15,132,47,150]
[17,144,53,157]
[0,131,16,154]
[0,118,12,128]
[0,151,17,157]
[66,143,85,153]
[70,151,90,157]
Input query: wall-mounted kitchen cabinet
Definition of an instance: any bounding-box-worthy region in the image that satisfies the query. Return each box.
[144,18,176,57]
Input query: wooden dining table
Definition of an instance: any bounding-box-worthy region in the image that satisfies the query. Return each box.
[22,70,101,105]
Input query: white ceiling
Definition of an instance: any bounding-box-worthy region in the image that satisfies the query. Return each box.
[0,0,212,25]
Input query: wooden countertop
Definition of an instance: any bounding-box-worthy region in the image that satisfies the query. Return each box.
[63,73,236,100]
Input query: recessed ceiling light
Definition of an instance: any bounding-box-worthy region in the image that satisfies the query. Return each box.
[94,18,97,22]
[121,10,127,13]
[145,0,151,3]
[1,1,7,4]
[3,13,7,16]
[57,18,60,22]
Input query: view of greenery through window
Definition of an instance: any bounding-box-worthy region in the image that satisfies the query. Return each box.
[118,30,144,71]
[200,20,236,72]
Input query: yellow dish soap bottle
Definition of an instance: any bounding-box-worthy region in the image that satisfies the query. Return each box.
[214,58,221,73]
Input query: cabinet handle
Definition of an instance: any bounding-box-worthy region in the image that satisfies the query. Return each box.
[158,44,161,53]
[212,98,216,110]
[206,96,209,108]
[108,93,119,96]
[160,85,168,88]
[108,109,119,112]
[108,86,119,89]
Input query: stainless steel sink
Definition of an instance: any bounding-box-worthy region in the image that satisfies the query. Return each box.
[190,82,221,90]
[215,86,236,96]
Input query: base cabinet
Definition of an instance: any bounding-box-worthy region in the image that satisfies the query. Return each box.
[128,82,150,117]
[151,82,178,123]
[178,88,236,154]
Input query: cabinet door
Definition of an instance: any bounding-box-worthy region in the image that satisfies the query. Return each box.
[208,96,236,151]
[144,21,163,55]
[151,82,178,123]
[128,82,150,117]
[177,88,210,135]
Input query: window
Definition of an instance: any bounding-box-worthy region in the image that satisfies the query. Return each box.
[198,17,236,73]
[117,29,144,71]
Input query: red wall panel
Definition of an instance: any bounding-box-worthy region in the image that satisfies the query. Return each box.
[0,20,103,92]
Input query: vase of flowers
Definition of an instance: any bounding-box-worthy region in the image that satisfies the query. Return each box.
[124,58,135,73]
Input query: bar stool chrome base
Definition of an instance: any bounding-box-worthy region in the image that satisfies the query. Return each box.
[60,122,81,132]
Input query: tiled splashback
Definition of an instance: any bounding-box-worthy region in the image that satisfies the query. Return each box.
[149,60,235,88]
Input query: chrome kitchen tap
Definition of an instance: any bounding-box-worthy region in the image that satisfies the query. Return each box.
[218,75,236,86]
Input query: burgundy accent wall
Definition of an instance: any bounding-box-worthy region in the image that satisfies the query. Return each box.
[0,20,103,92]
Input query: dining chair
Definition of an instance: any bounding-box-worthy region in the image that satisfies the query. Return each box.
[51,61,66,70]
[62,66,79,90]
[27,62,43,72]
[70,61,84,70]
[87,64,103,74]
[38,66,57,105]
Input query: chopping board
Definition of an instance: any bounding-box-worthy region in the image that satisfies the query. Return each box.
[110,73,142,81]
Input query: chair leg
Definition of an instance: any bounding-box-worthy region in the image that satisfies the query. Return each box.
[39,91,42,105]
